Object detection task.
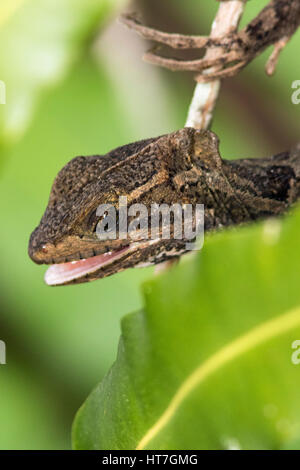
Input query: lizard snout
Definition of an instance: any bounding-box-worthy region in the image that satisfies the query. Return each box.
[28,229,56,265]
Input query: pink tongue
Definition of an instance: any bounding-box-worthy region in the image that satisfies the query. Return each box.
[44,248,130,285]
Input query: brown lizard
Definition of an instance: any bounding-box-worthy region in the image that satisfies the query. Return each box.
[121,0,300,81]
[28,128,300,286]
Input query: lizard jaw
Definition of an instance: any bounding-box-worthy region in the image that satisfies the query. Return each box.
[44,246,135,286]
[43,238,186,286]
[44,238,166,286]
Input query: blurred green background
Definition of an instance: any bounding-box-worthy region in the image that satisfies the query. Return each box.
[0,0,299,449]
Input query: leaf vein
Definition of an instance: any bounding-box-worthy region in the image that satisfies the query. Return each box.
[136,305,300,450]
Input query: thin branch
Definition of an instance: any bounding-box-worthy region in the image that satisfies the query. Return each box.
[156,1,247,275]
[185,1,246,130]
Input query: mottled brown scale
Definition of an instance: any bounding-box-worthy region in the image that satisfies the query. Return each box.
[29,128,300,284]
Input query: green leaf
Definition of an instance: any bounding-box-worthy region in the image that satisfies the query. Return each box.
[0,0,125,148]
[73,207,300,450]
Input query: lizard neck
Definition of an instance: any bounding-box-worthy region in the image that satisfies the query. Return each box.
[221,149,300,221]
[180,147,300,232]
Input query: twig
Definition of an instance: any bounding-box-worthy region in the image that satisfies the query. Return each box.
[185,1,246,129]
[155,1,246,275]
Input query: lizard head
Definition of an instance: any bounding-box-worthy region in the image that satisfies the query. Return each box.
[28,127,220,285]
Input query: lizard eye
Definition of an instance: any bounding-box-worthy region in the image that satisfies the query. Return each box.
[99,212,113,233]
[88,210,107,232]
[91,210,119,234]
[86,211,99,231]
[85,210,106,232]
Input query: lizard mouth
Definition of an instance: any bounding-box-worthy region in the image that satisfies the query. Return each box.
[43,238,170,286]
[44,245,135,286]
[42,237,185,286]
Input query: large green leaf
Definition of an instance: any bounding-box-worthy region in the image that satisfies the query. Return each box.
[73,207,300,450]
[0,0,125,148]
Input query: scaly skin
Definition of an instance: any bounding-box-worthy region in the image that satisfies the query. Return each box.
[28,128,300,284]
